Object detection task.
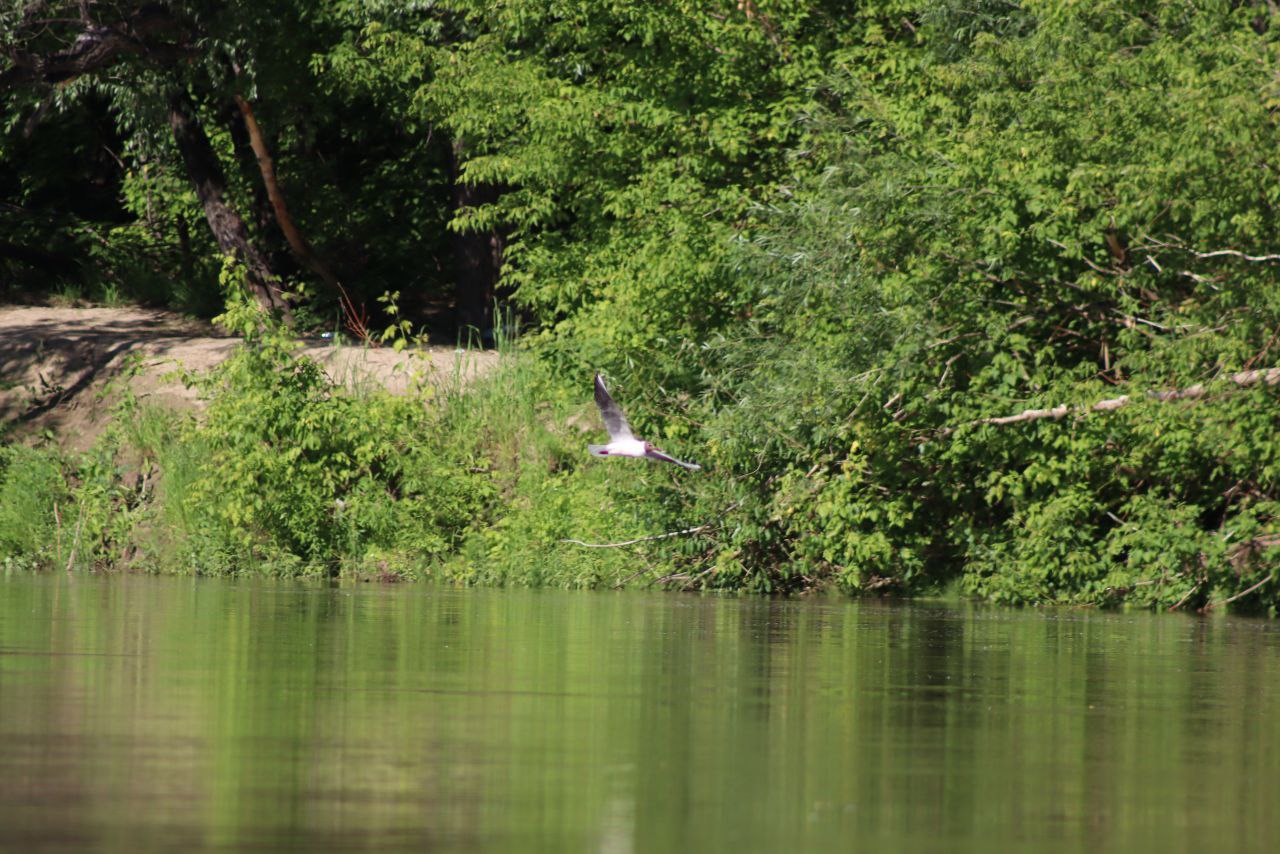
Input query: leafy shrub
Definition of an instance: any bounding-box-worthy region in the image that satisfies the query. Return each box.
[162,299,493,573]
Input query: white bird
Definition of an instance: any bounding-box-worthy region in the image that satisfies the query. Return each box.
[589,373,701,471]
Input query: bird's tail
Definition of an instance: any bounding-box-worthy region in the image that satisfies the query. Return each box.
[587,444,610,457]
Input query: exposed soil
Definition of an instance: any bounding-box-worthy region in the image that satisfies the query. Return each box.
[0,305,499,451]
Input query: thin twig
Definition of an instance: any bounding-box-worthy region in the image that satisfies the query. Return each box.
[938,352,962,388]
[1135,234,1280,264]
[1114,311,1170,331]
[653,566,714,588]
[1180,270,1221,290]
[65,504,86,573]
[334,280,374,346]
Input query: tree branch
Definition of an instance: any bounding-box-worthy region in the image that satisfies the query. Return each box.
[1190,249,1280,263]
[1,5,189,92]
[938,367,1280,437]
[1135,234,1280,264]
[560,524,712,548]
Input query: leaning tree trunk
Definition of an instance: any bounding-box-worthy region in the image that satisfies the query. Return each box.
[233,95,344,297]
[167,91,293,322]
[449,138,505,339]
[225,97,281,258]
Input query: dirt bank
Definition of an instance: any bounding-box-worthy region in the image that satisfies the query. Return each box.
[0,306,499,451]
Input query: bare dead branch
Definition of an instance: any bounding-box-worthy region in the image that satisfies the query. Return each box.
[560,523,713,549]
[938,367,1280,437]
[653,566,715,588]
[1192,249,1280,262]
[612,562,658,589]
[1113,311,1170,331]
[1136,234,1280,264]
[1178,270,1221,290]
[938,352,962,388]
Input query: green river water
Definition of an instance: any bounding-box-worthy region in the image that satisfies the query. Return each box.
[2,573,1278,852]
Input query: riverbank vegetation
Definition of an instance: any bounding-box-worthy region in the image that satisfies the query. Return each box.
[4,1,1280,613]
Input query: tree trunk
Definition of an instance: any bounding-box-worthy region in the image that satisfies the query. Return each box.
[233,94,344,297]
[449,138,505,339]
[166,91,292,322]
[225,98,280,253]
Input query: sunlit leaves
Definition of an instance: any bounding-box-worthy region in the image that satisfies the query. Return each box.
[680,1,1280,610]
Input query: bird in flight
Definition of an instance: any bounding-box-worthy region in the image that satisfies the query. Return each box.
[589,373,701,470]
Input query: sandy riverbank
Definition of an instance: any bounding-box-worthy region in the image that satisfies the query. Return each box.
[0,306,499,450]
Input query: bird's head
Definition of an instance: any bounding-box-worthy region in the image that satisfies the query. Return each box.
[643,441,655,452]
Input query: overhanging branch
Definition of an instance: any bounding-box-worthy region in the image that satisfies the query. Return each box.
[1,4,189,92]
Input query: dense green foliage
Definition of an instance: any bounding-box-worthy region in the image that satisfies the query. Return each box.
[5,1,1280,613]
[670,1,1280,609]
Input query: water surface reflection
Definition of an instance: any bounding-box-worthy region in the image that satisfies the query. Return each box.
[1,575,1278,851]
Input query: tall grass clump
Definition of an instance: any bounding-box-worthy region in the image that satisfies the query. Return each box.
[435,357,666,589]
[0,432,148,573]
[0,444,68,567]
[130,307,494,576]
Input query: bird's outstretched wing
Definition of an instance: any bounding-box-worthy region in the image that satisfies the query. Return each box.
[594,373,634,440]
[644,447,702,471]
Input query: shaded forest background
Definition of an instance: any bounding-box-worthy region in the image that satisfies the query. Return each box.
[5,0,1280,614]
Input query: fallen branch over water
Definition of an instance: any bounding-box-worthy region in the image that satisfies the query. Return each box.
[1203,572,1276,611]
[652,566,715,589]
[939,367,1280,437]
[1165,535,1280,612]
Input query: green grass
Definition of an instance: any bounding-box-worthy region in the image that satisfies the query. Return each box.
[0,311,676,586]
